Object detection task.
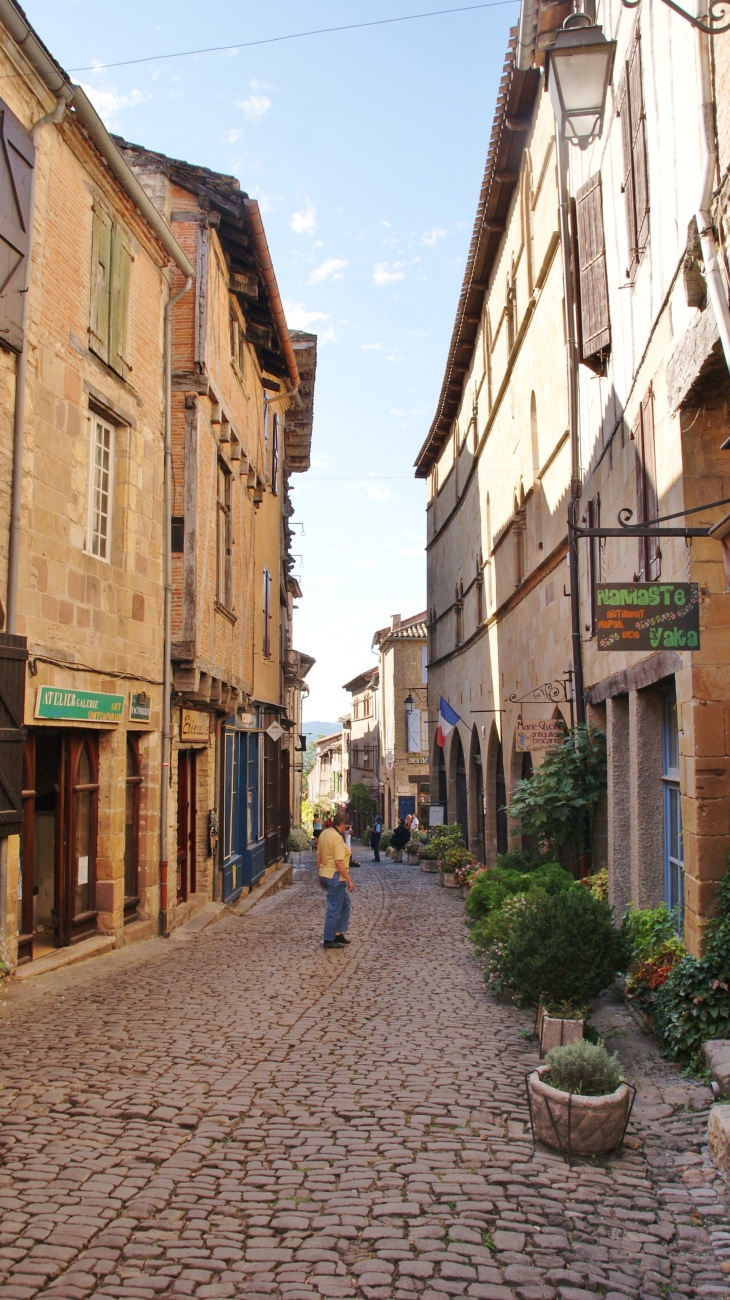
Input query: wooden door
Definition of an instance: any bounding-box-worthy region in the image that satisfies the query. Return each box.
[177,750,196,902]
[64,733,99,945]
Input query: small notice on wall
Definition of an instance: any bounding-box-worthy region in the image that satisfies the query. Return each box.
[516,720,565,751]
[180,709,210,742]
[595,583,700,651]
[78,855,89,886]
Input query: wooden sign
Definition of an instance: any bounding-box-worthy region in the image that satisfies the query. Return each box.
[130,692,151,723]
[36,685,123,724]
[596,583,700,651]
[180,709,210,742]
[516,720,565,751]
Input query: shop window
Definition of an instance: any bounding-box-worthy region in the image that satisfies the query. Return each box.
[89,204,132,378]
[86,418,114,560]
[216,459,233,609]
[124,735,142,917]
[663,688,683,930]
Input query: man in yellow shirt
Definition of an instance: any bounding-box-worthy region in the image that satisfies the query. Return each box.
[317,808,354,948]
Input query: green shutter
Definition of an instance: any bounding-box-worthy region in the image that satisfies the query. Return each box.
[89,204,112,363]
[109,225,131,379]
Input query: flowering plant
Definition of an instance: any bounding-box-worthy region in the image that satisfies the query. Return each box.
[441,845,476,876]
[454,862,488,889]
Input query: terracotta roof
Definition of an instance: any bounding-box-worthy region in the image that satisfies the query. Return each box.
[414,31,540,478]
[389,621,428,640]
[343,667,378,694]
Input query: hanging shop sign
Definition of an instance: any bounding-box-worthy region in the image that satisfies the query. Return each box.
[407,755,429,766]
[129,692,151,723]
[35,686,124,723]
[516,720,565,751]
[595,582,700,651]
[180,709,210,742]
[266,721,284,743]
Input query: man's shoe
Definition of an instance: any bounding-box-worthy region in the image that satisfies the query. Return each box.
[334,933,350,945]
[323,939,341,949]
[350,860,361,868]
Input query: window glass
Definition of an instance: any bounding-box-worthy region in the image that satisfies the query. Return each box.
[88,420,113,559]
[75,746,92,916]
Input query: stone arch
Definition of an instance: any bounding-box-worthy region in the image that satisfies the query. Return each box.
[449,728,468,844]
[468,725,486,862]
[432,731,447,823]
[485,721,508,863]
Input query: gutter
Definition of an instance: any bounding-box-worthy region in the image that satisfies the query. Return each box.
[244,198,300,392]
[516,0,538,70]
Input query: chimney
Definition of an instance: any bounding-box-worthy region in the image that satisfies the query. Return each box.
[391,614,401,631]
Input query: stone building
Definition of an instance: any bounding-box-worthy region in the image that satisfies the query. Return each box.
[117,143,316,921]
[342,667,380,835]
[307,731,346,813]
[373,613,429,827]
[418,8,730,953]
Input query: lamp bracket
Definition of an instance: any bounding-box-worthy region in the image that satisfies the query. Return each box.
[621,0,730,34]
[570,493,730,540]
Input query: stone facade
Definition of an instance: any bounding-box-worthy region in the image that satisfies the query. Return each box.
[373,614,429,828]
[418,11,730,953]
[343,667,380,834]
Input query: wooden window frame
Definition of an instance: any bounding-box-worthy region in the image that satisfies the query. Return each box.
[618,30,649,281]
[124,733,142,918]
[216,458,233,611]
[86,416,115,562]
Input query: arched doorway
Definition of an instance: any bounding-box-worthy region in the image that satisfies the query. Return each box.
[495,738,508,856]
[436,741,447,823]
[453,730,468,844]
[470,726,486,861]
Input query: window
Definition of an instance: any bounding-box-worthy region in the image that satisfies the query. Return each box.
[272,415,279,495]
[89,204,132,378]
[618,30,649,280]
[124,735,142,916]
[574,173,611,373]
[633,386,660,581]
[0,97,34,355]
[230,314,245,370]
[86,418,114,560]
[514,511,526,587]
[216,459,232,608]
[585,494,600,636]
[663,687,683,930]
[455,586,463,647]
[262,568,272,658]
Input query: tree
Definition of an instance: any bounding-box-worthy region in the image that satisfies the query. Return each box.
[508,724,607,874]
[349,782,376,834]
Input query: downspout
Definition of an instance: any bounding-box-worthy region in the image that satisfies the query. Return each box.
[6,94,69,634]
[0,93,68,953]
[695,1,730,379]
[159,274,193,937]
[556,131,586,725]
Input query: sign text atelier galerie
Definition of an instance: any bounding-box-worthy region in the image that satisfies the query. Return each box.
[595,583,700,652]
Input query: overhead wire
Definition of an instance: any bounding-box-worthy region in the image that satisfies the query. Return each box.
[68,1,518,73]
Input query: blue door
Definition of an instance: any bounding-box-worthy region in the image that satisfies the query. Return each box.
[221,728,266,901]
[243,732,266,888]
[398,795,415,820]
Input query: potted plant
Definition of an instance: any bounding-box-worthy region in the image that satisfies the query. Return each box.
[537,999,587,1056]
[440,845,475,889]
[419,841,439,873]
[527,1040,635,1160]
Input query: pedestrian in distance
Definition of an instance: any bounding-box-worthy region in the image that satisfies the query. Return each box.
[411,812,420,831]
[405,813,413,831]
[312,814,323,842]
[370,813,383,863]
[391,818,410,863]
[317,808,354,949]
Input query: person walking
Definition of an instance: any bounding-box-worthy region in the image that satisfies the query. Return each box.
[312,814,323,849]
[391,818,410,863]
[370,814,383,863]
[317,808,354,949]
[411,813,420,832]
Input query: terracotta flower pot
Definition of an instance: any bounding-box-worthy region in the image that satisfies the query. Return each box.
[527,1065,634,1157]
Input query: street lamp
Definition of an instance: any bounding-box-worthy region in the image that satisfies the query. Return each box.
[546,16,616,148]
[404,693,415,713]
[546,12,615,727]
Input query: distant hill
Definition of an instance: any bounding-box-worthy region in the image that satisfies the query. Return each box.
[302,721,340,742]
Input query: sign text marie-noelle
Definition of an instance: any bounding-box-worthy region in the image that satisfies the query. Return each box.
[596,583,700,652]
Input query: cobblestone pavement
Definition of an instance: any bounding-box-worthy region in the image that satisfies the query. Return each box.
[0,853,728,1300]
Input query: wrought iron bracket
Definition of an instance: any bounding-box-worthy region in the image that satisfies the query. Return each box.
[571,494,730,540]
[621,0,730,33]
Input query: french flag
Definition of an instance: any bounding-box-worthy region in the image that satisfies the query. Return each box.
[436,696,461,748]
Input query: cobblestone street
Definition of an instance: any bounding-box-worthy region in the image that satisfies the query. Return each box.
[0,856,728,1300]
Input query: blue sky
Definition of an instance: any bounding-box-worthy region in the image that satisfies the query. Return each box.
[30,0,517,721]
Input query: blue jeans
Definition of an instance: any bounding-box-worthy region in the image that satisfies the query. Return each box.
[319,871,351,942]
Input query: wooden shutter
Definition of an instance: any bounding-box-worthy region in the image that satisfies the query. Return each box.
[628,32,649,261]
[634,386,660,580]
[109,225,131,379]
[89,205,112,363]
[0,102,34,355]
[575,173,610,368]
[0,632,28,833]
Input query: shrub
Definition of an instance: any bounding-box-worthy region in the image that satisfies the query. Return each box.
[430,824,466,853]
[379,828,393,851]
[508,724,607,871]
[495,847,550,873]
[496,886,627,1006]
[419,841,439,861]
[287,827,310,852]
[442,846,475,874]
[582,868,609,901]
[465,862,573,924]
[622,902,683,965]
[544,1039,622,1096]
[651,866,730,1063]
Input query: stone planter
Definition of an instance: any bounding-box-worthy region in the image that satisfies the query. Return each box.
[527,1065,635,1159]
[537,1004,585,1056]
[420,860,438,873]
[439,869,460,889]
[407,853,420,865]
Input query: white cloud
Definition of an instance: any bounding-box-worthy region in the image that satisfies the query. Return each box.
[398,546,425,558]
[309,257,348,286]
[364,484,390,502]
[225,128,243,144]
[237,94,271,119]
[291,200,317,235]
[361,342,383,351]
[283,300,328,330]
[81,83,150,125]
[422,227,448,247]
[373,261,406,287]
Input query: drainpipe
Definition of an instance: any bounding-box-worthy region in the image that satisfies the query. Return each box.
[6,95,69,635]
[695,1,730,380]
[556,132,586,726]
[159,274,193,937]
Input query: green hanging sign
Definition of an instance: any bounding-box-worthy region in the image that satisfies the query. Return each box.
[35,686,125,723]
[595,582,700,651]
